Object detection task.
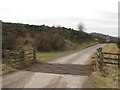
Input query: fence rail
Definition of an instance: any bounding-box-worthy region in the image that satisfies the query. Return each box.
[103,52,120,55]
[103,57,118,60]
[3,46,37,68]
[96,47,120,71]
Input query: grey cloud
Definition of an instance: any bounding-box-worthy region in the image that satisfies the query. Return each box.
[15,11,118,37]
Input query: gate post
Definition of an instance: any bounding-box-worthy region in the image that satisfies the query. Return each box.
[19,49,25,62]
[99,48,104,71]
[33,47,37,63]
[118,54,120,68]
[18,46,26,68]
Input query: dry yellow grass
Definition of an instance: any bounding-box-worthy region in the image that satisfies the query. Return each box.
[91,43,118,88]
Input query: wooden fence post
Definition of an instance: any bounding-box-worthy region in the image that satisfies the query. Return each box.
[99,48,104,71]
[19,49,25,62]
[118,54,120,68]
[33,47,37,63]
[18,48,26,68]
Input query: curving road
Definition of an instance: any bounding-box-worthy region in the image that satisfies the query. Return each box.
[2,44,106,88]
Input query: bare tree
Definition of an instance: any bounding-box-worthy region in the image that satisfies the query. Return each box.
[78,23,85,32]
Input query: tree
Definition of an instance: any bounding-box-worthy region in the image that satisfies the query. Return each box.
[78,23,85,32]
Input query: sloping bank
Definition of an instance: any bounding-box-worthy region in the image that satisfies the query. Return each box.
[89,43,118,88]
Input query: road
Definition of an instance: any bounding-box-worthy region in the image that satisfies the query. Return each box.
[2,44,106,88]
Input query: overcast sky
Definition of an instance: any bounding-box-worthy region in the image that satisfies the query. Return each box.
[0,0,119,37]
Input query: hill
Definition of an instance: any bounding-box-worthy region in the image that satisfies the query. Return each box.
[90,32,118,43]
[2,22,96,52]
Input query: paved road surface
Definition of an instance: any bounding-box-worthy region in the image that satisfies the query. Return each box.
[2,44,106,88]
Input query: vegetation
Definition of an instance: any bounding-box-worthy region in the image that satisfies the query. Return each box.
[2,22,97,52]
[2,21,99,73]
[2,22,118,75]
[37,42,96,62]
[91,43,118,88]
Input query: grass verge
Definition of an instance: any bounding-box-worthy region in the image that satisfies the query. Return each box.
[90,43,118,88]
[36,42,97,62]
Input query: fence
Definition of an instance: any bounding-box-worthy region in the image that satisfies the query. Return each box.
[3,46,37,68]
[96,47,120,71]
